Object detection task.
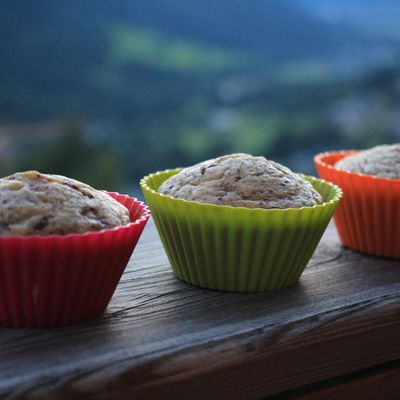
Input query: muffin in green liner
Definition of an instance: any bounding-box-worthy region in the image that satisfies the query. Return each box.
[140,169,342,292]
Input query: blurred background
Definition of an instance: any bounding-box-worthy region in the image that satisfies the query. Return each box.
[1,0,400,194]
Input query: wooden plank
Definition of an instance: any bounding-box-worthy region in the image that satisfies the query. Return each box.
[270,361,400,400]
[0,222,399,399]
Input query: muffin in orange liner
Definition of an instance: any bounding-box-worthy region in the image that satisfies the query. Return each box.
[315,151,400,259]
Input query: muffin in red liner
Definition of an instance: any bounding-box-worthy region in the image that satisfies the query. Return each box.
[315,151,400,259]
[0,193,150,328]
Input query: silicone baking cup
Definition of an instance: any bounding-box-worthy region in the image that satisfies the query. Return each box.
[0,194,150,328]
[141,169,342,292]
[315,151,400,259]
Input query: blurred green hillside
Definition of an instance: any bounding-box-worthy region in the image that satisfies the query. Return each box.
[0,0,399,191]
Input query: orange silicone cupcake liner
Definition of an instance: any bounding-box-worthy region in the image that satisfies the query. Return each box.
[315,151,400,259]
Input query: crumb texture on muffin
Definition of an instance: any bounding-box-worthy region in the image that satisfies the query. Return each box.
[335,144,400,179]
[158,154,323,209]
[0,171,131,236]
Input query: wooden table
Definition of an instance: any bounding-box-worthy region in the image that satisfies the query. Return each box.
[0,221,399,400]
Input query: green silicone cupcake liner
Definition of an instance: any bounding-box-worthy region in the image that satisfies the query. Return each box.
[140,169,342,292]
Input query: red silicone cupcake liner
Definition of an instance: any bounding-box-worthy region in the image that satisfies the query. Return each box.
[0,193,150,328]
[315,151,400,259]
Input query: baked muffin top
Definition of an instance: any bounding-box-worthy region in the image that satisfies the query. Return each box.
[335,144,400,179]
[158,153,323,209]
[0,171,131,236]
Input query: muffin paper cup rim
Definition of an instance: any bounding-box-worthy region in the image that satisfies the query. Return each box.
[140,168,343,214]
[314,150,400,184]
[0,192,151,241]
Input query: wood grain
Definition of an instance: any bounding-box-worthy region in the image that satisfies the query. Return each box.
[0,222,399,400]
[270,360,400,400]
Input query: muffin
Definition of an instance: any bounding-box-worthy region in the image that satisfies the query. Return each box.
[141,154,342,292]
[315,146,400,259]
[0,171,150,328]
[158,153,323,209]
[0,171,131,236]
[335,144,400,179]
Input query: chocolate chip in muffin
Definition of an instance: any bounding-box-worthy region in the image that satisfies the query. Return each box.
[34,217,49,231]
